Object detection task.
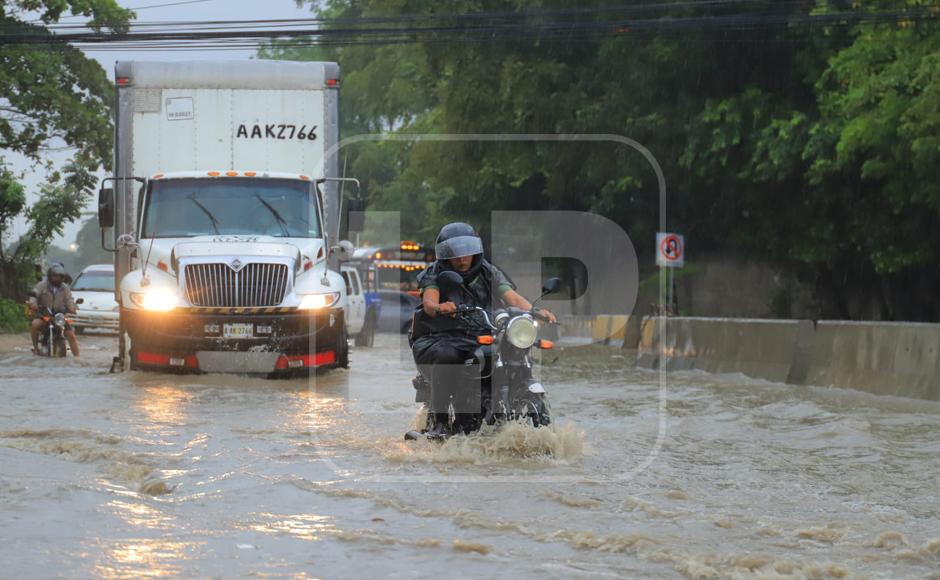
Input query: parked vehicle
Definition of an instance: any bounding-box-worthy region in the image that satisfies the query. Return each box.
[98,60,364,375]
[71,264,119,332]
[341,264,377,347]
[377,290,420,334]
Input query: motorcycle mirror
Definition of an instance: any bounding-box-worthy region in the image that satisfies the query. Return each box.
[541,277,562,295]
[75,298,84,305]
[437,270,463,292]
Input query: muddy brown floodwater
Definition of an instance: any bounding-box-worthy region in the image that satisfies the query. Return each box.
[0,332,938,578]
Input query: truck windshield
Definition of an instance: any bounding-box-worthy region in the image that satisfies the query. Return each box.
[141,178,320,238]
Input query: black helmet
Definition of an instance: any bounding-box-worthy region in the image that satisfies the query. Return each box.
[435,222,483,260]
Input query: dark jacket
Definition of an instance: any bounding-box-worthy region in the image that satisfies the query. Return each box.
[410,259,515,341]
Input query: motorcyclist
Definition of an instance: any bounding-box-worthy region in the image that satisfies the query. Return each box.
[29,263,80,357]
[410,222,555,433]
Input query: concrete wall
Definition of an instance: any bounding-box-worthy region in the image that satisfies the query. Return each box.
[559,315,940,402]
[635,317,810,384]
[804,321,940,401]
[557,315,640,348]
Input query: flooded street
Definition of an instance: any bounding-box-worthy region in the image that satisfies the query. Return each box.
[1,332,938,578]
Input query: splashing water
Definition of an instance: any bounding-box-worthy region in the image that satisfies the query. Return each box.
[388,412,585,464]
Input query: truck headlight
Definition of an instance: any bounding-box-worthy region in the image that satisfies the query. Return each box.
[298,292,340,310]
[506,316,538,349]
[129,288,177,312]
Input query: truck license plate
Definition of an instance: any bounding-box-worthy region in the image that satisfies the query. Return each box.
[222,323,254,339]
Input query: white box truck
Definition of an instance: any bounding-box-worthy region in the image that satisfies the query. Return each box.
[97,60,369,375]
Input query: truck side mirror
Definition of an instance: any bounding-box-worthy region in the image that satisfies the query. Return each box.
[331,240,355,262]
[98,187,115,228]
[346,198,365,233]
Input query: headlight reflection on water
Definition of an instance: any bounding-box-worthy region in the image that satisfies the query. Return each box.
[134,384,193,430]
[94,538,199,579]
[247,513,338,541]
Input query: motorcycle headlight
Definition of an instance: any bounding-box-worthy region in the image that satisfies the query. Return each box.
[298,292,340,310]
[129,288,177,312]
[506,315,538,349]
[53,313,66,327]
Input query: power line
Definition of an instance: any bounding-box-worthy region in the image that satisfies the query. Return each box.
[124,0,216,10]
[17,0,902,31]
[27,0,215,23]
[5,4,938,51]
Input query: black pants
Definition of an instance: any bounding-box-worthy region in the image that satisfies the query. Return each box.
[412,334,482,415]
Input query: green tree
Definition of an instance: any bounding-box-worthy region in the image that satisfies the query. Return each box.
[0,0,131,297]
[0,167,25,262]
[268,0,940,320]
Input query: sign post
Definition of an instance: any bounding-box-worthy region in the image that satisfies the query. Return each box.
[656,232,684,315]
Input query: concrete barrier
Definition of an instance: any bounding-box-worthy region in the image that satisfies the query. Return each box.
[635,316,940,402]
[558,315,642,348]
[637,317,809,383]
[560,314,940,401]
[804,321,940,401]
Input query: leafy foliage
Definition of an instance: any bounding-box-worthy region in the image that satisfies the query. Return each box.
[0,0,131,297]
[271,0,939,320]
[0,296,27,333]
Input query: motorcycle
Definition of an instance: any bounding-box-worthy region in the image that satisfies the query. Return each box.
[406,271,562,440]
[36,307,71,357]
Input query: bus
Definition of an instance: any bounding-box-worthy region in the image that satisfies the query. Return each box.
[352,241,435,296]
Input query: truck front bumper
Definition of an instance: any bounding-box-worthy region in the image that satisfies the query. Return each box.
[123,307,343,373]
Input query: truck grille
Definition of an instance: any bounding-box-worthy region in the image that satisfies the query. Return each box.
[184,262,289,307]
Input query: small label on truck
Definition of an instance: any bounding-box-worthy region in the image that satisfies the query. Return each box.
[235,123,317,142]
[166,97,194,121]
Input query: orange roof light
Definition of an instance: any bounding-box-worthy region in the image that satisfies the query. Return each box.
[152,173,164,179]
[299,174,310,181]
[207,171,220,177]
[225,171,238,177]
[244,171,257,177]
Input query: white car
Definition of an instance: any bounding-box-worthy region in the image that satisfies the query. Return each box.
[71,264,119,332]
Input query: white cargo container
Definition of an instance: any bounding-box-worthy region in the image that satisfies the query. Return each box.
[97,60,369,375]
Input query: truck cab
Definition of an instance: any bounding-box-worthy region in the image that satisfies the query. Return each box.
[107,171,354,375]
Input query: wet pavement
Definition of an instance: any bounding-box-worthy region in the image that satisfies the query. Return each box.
[1,332,938,578]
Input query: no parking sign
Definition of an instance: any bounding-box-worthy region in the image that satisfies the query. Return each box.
[656,232,684,268]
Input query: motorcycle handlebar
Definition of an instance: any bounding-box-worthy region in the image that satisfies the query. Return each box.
[453,305,563,329]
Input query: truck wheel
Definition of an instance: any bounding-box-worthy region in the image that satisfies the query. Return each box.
[336,324,350,369]
[355,311,376,348]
